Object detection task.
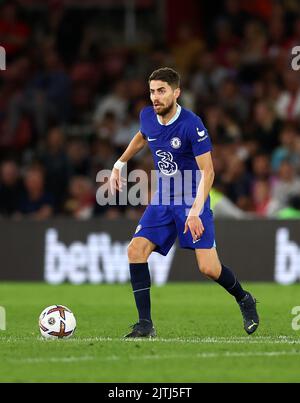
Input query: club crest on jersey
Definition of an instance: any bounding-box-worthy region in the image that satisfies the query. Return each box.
[170,137,181,149]
[156,150,178,176]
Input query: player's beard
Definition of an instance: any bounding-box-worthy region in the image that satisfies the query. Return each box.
[154,100,175,117]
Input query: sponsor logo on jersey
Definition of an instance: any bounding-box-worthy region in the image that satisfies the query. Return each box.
[156,150,178,175]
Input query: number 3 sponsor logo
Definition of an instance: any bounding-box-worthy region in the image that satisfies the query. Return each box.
[156,150,178,175]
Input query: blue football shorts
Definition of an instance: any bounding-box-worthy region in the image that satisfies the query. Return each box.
[132,204,216,256]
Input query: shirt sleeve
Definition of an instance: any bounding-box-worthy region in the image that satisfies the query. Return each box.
[188,115,212,157]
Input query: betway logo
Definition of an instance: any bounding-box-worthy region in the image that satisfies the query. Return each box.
[44,229,175,285]
[275,228,300,285]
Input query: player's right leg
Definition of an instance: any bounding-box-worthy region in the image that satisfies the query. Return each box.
[125,236,157,338]
[124,204,177,338]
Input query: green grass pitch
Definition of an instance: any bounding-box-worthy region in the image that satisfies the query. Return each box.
[0,282,300,382]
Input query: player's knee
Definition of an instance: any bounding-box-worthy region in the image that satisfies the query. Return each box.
[199,264,219,279]
[127,239,151,262]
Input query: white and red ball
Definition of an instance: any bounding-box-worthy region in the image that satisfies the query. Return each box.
[39,305,76,339]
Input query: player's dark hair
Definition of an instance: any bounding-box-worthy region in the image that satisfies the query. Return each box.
[149,67,180,89]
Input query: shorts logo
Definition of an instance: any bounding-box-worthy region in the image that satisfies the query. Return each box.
[156,150,178,176]
[192,237,201,244]
[135,224,142,234]
[170,137,181,149]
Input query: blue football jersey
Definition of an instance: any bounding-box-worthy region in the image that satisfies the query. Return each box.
[140,105,212,210]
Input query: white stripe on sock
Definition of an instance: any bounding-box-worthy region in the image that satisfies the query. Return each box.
[133,287,150,293]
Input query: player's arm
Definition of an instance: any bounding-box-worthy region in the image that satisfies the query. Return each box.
[190,151,215,216]
[184,151,215,240]
[110,131,147,194]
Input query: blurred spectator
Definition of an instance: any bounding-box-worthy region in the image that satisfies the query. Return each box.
[251,179,277,217]
[251,100,282,154]
[18,165,54,220]
[214,18,240,67]
[91,138,118,173]
[94,111,118,140]
[271,160,300,208]
[8,49,71,138]
[67,138,91,177]
[242,0,273,21]
[267,14,286,59]
[218,78,249,123]
[275,71,300,121]
[113,99,148,150]
[39,127,70,209]
[240,20,267,65]
[64,176,95,220]
[70,62,99,125]
[271,124,300,172]
[93,80,129,130]
[285,15,300,52]
[190,51,228,103]
[252,153,272,181]
[171,24,204,74]
[222,156,252,210]
[218,0,251,37]
[0,1,30,61]
[35,1,83,66]
[0,160,23,217]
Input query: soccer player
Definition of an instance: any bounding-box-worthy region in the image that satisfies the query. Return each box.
[110,67,259,338]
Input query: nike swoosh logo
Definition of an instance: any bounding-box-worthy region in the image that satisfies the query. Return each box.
[192,238,201,244]
[147,138,157,142]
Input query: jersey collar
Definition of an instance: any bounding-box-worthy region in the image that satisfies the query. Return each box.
[156,104,182,126]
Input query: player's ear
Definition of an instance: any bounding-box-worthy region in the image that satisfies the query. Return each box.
[174,87,181,99]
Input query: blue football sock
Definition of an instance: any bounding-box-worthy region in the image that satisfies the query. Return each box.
[129,263,151,322]
[215,264,247,302]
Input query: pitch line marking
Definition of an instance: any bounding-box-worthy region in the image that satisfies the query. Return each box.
[10,355,95,364]
[65,336,300,345]
[8,350,300,364]
[1,335,300,344]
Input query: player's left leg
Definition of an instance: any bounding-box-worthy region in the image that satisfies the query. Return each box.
[195,248,259,334]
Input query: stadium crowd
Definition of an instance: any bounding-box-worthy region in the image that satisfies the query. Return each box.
[1,0,300,220]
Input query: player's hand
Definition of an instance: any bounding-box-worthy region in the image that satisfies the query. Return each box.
[183,216,204,242]
[109,167,127,195]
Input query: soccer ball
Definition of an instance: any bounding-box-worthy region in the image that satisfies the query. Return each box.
[39,305,76,339]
